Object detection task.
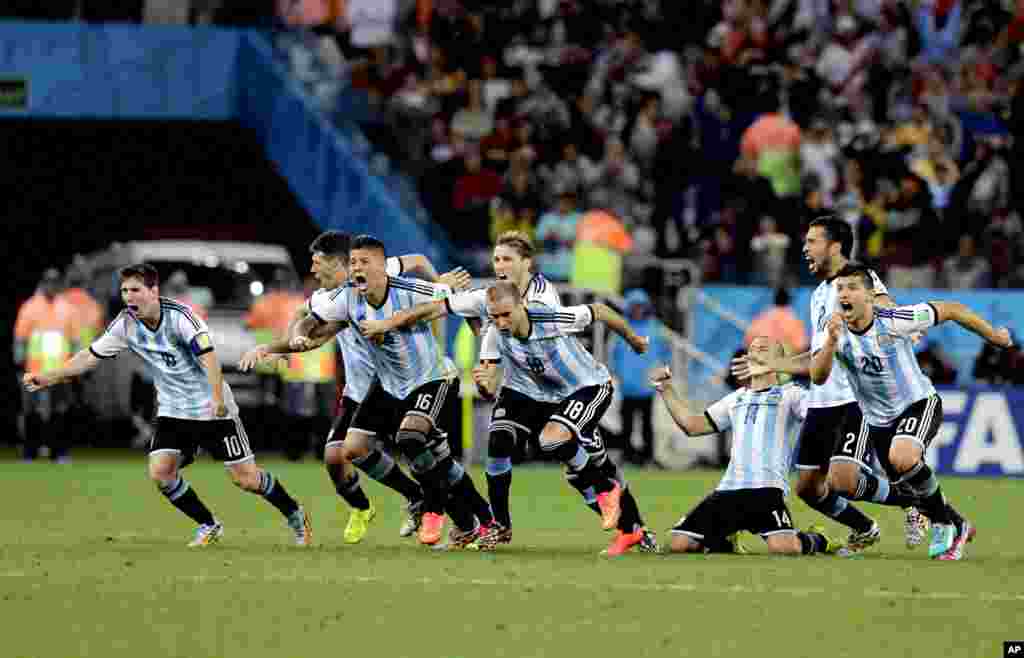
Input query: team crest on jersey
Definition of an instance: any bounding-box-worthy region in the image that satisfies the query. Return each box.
[494,408,506,418]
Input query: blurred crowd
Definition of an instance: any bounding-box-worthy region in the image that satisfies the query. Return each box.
[268,0,1024,291]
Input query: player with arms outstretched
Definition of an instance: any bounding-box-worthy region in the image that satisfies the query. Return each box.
[812,263,1013,560]
[24,264,311,547]
[653,337,841,556]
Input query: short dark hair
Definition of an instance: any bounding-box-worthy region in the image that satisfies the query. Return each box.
[773,288,791,307]
[119,264,159,288]
[808,215,854,258]
[309,231,350,258]
[350,234,386,256]
[835,262,875,290]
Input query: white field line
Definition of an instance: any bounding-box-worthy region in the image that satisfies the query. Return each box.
[1,571,1021,603]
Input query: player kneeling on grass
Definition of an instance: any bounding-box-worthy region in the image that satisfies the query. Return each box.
[652,337,841,556]
[23,264,311,548]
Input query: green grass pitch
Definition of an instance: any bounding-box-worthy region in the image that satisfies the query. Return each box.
[0,449,1021,658]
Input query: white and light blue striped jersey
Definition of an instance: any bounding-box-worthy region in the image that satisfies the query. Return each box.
[479,304,611,403]
[808,268,889,408]
[705,384,808,495]
[309,275,453,400]
[90,298,238,420]
[445,273,561,323]
[832,303,938,427]
[308,257,403,403]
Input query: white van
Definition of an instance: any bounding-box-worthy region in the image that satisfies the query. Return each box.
[82,240,299,420]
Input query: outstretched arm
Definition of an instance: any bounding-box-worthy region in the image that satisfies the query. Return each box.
[360,300,448,339]
[22,349,101,391]
[931,301,1013,347]
[590,303,648,353]
[649,366,716,436]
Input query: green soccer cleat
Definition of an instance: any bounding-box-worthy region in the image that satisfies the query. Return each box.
[809,525,844,555]
[726,531,749,555]
[343,504,376,544]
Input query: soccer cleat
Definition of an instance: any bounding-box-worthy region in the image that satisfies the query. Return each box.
[637,528,661,554]
[809,525,844,555]
[464,523,502,552]
[602,528,645,557]
[417,512,445,545]
[444,525,482,550]
[928,523,956,559]
[399,500,424,538]
[596,483,623,531]
[343,504,375,544]
[937,520,974,561]
[288,506,313,547]
[726,531,749,555]
[838,522,881,556]
[904,507,929,549]
[188,521,224,547]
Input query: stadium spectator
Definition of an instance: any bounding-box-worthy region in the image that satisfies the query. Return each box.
[743,287,808,354]
[941,234,991,289]
[535,188,581,282]
[608,289,672,467]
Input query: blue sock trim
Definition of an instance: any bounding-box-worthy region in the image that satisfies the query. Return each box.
[827,493,848,517]
[159,476,189,502]
[260,471,276,497]
[872,477,890,503]
[447,460,466,486]
[581,486,597,505]
[486,457,513,476]
[567,445,589,471]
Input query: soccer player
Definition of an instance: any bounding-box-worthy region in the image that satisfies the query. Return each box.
[240,231,469,544]
[423,281,656,556]
[23,264,311,547]
[652,337,841,556]
[735,216,923,553]
[355,230,562,543]
[293,235,495,549]
[811,262,1013,560]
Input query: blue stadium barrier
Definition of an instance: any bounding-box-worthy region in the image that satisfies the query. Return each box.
[692,285,1022,389]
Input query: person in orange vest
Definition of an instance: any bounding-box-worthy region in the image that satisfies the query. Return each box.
[14,268,76,462]
[57,260,106,452]
[743,288,809,356]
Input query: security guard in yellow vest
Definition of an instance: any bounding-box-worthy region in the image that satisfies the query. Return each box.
[14,268,76,462]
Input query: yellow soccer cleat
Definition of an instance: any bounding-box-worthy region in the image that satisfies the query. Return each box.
[343,504,376,544]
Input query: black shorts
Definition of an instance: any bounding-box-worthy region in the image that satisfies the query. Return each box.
[350,378,458,438]
[325,395,360,448]
[672,488,795,542]
[150,416,254,466]
[852,395,943,480]
[794,402,870,471]
[548,382,614,456]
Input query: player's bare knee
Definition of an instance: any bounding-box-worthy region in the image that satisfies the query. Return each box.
[795,471,826,502]
[539,422,571,448]
[340,441,368,463]
[400,414,432,436]
[229,465,262,492]
[323,445,345,467]
[669,535,700,553]
[827,463,860,497]
[766,534,801,555]
[147,457,177,482]
[889,443,921,475]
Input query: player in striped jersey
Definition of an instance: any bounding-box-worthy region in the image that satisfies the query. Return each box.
[812,263,1014,560]
[654,337,841,555]
[463,281,657,556]
[293,235,495,550]
[240,231,470,544]
[23,264,311,547]
[734,216,924,554]
[355,231,562,543]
